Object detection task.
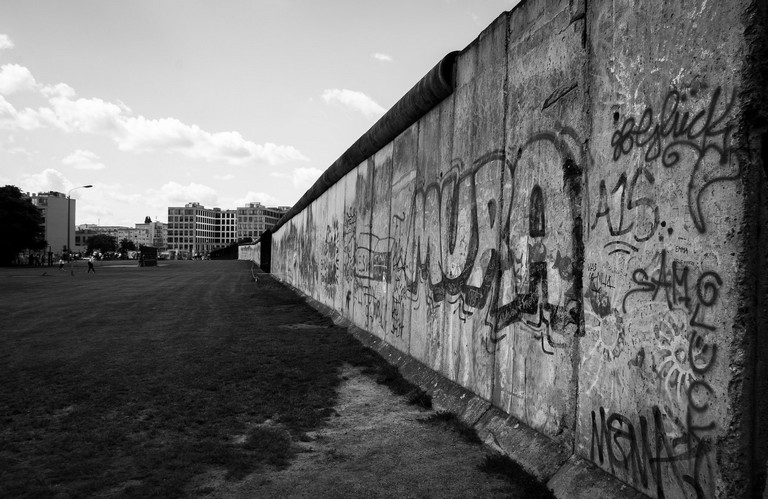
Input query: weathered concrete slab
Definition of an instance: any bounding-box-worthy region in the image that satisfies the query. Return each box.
[474,406,571,482]
[265,0,768,496]
[547,455,650,499]
[339,168,357,321]
[490,0,586,448]
[350,160,373,331]
[386,126,418,356]
[408,96,454,377]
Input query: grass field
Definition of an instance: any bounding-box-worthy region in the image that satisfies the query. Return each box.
[0,260,412,497]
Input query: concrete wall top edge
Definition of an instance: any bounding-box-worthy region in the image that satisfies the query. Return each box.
[270,50,460,236]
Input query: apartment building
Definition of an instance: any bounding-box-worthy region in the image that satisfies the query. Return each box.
[236,202,289,240]
[75,225,142,253]
[166,203,235,257]
[166,202,287,258]
[134,220,168,250]
[73,222,167,253]
[28,191,73,256]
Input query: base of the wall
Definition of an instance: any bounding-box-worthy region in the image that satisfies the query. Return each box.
[280,278,650,499]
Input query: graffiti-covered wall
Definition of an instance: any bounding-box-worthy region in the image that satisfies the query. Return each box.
[263,0,768,497]
[238,243,259,265]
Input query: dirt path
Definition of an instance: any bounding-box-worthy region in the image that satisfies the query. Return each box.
[198,365,520,498]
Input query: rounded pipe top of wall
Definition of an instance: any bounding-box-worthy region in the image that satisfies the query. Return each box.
[267,51,460,237]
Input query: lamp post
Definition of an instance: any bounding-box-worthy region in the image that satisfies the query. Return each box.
[67,184,92,275]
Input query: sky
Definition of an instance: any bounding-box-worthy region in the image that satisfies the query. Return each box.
[0,0,519,226]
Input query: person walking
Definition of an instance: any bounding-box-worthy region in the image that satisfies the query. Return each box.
[87,256,96,273]
[58,258,64,271]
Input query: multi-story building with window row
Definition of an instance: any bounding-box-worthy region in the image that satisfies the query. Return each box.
[236,202,290,241]
[166,203,235,258]
[28,191,73,257]
[166,202,287,258]
[74,222,168,254]
[134,220,168,250]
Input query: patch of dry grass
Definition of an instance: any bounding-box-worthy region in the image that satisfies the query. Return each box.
[418,411,482,444]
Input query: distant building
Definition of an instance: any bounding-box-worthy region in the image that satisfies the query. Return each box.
[166,203,235,258]
[73,221,167,253]
[236,202,288,241]
[28,191,73,257]
[134,220,168,250]
[166,202,288,258]
[75,225,129,253]
[74,226,99,254]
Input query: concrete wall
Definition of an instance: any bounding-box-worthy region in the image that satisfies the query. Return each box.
[261,0,768,496]
[238,242,260,266]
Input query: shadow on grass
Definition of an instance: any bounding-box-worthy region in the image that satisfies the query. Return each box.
[0,264,426,497]
[479,453,557,499]
[366,361,432,409]
[419,411,556,497]
[418,411,482,444]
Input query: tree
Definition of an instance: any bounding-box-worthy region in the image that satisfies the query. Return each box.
[87,234,117,253]
[119,238,136,252]
[0,185,46,265]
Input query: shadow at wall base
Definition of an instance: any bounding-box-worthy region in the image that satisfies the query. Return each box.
[274,275,651,499]
[259,231,272,274]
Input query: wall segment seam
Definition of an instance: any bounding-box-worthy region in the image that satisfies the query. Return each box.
[488,8,512,442]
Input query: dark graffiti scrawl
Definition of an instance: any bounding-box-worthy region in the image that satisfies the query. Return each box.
[591,167,659,243]
[342,208,357,285]
[389,211,409,338]
[319,221,340,292]
[589,246,722,498]
[609,87,738,233]
[591,405,715,499]
[384,134,584,355]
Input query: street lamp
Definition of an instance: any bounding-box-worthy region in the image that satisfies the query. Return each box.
[67,184,92,275]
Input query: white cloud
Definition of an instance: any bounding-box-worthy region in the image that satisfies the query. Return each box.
[116,116,308,165]
[20,170,105,216]
[233,191,281,208]
[62,149,106,170]
[21,168,70,195]
[0,64,37,95]
[12,171,144,225]
[40,82,76,99]
[146,181,219,208]
[0,34,14,52]
[291,167,324,188]
[322,89,386,117]
[71,182,143,225]
[272,166,324,189]
[6,146,32,157]
[373,53,393,62]
[214,173,235,180]
[0,95,41,130]
[78,203,113,223]
[0,63,309,166]
[44,93,126,134]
